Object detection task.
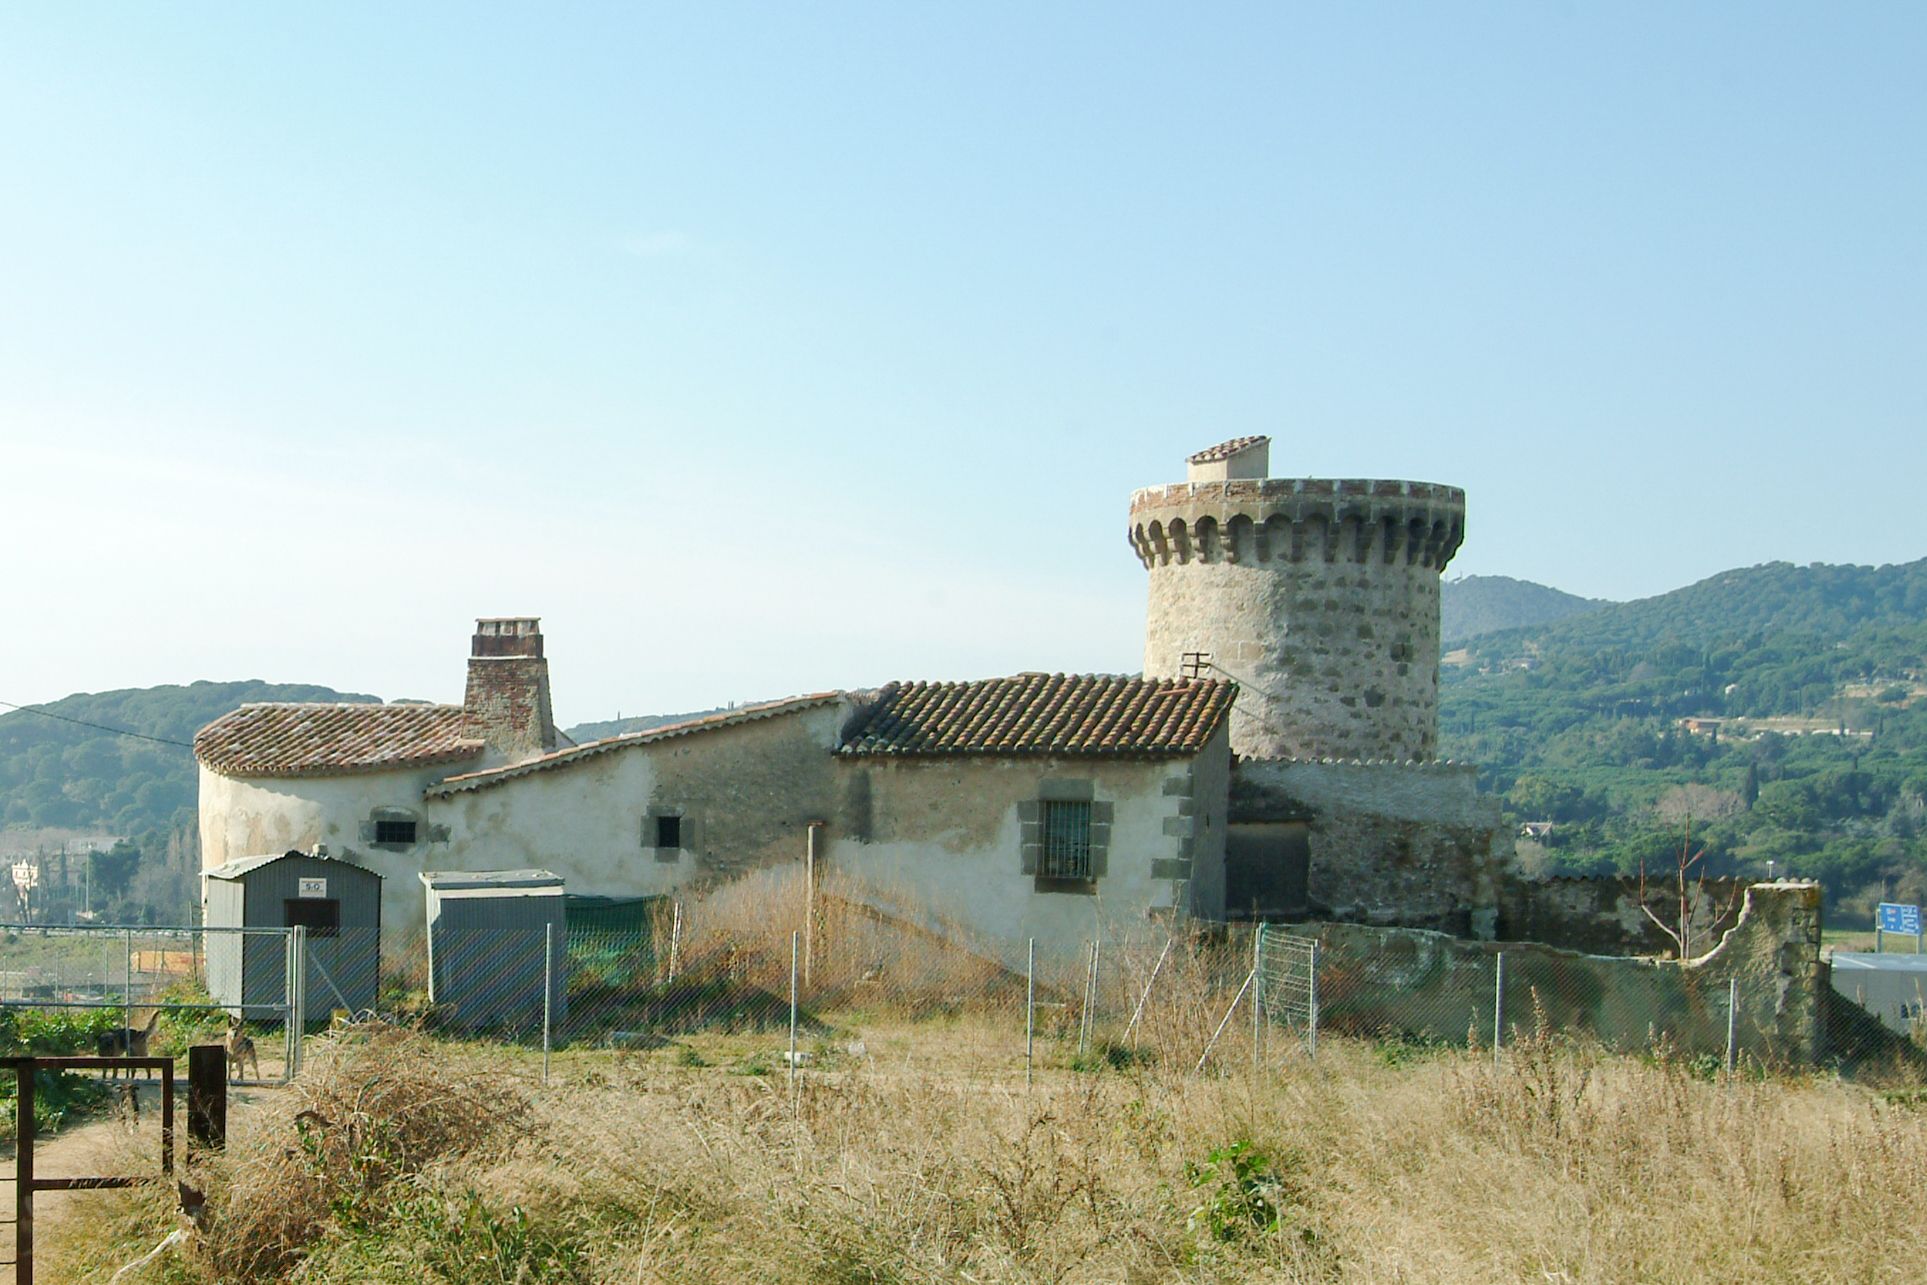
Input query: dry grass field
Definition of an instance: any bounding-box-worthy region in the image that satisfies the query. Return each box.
[41,1012,1927,1285]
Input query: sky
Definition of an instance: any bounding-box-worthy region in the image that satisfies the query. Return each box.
[2,5,1922,727]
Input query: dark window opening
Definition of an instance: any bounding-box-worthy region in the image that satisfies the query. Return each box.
[655,814,682,849]
[1041,800,1093,881]
[284,898,341,939]
[374,819,417,846]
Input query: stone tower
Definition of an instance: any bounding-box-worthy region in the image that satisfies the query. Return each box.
[1130,437,1464,762]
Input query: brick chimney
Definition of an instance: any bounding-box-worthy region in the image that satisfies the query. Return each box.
[463,617,557,759]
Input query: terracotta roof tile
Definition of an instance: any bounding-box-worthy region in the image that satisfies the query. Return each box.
[426,693,844,796]
[838,674,1234,758]
[195,704,485,778]
[1187,435,1269,464]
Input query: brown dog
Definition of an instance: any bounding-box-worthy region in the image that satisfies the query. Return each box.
[225,1015,260,1082]
[96,1009,161,1077]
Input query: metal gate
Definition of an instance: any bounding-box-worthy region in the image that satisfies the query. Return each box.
[2,1055,178,1283]
[1258,924,1320,1056]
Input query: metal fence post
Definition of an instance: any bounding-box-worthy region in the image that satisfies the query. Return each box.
[1725,976,1739,1075]
[124,927,134,1038]
[542,923,554,1087]
[1077,940,1097,1057]
[292,925,307,1079]
[1024,938,1035,1089]
[788,930,799,1091]
[1493,951,1506,1067]
[667,900,682,984]
[1125,936,1173,1048]
[283,928,297,1080]
[1252,924,1264,1070]
[1307,940,1319,1060]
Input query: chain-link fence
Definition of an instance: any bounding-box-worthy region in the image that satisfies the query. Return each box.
[0,923,302,1084]
[5,902,1918,1092]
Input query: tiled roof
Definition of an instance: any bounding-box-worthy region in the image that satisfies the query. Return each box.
[1188,435,1269,464]
[427,693,844,796]
[195,704,484,778]
[838,674,1235,758]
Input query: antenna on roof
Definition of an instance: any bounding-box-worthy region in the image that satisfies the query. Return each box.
[1180,652,1212,681]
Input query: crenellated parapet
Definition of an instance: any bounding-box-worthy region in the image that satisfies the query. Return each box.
[1128,479,1465,571]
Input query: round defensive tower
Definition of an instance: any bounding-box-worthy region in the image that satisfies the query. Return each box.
[1130,436,1465,762]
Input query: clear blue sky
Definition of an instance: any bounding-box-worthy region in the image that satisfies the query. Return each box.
[3,5,1922,725]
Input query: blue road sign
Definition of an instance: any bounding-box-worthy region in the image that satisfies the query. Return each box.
[1877,903,1922,935]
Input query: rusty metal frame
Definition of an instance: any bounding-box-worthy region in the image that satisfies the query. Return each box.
[3,1055,175,1285]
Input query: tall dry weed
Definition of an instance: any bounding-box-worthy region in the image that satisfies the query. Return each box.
[186,1022,526,1281]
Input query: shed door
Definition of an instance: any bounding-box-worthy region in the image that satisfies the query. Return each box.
[285,898,352,1015]
[1224,822,1309,921]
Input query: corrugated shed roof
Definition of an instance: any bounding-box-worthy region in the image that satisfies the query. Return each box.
[205,851,383,881]
[838,674,1234,758]
[426,693,843,796]
[1187,435,1269,464]
[194,703,485,778]
[421,868,563,890]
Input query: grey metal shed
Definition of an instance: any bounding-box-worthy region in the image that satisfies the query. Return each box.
[421,869,567,1031]
[204,850,382,1021]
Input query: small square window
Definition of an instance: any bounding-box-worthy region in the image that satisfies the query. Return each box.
[654,814,682,849]
[374,819,416,846]
[284,898,341,939]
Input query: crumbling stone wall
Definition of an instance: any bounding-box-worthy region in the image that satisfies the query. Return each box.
[1499,874,1751,957]
[1231,758,1507,936]
[1286,881,1826,1064]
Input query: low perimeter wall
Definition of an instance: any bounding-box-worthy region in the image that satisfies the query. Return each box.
[1283,881,1825,1064]
[1498,874,1753,957]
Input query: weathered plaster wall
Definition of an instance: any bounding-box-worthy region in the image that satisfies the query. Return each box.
[1286,881,1826,1064]
[829,745,1225,964]
[1131,479,1464,761]
[1499,875,1752,957]
[421,703,846,942]
[202,706,1232,966]
[1184,725,1233,922]
[202,705,848,953]
[198,763,457,949]
[1230,759,1507,937]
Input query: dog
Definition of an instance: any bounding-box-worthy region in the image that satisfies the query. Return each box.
[96,1009,161,1078]
[225,1015,260,1083]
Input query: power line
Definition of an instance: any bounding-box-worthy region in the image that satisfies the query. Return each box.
[0,699,196,750]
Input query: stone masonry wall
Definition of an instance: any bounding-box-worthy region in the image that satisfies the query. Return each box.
[1231,758,1506,936]
[1285,881,1826,1064]
[1131,478,1464,762]
[1499,874,1752,957]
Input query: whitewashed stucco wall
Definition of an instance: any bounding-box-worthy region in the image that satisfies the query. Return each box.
[826,749,1223,964]
[198,762,459,947]
[198,702,1231,962]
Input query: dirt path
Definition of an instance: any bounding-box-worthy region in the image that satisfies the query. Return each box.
[2,1077,288,1274]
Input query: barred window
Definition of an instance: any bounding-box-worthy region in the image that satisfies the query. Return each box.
[374,819,417,846]
[1040,801,1093,880]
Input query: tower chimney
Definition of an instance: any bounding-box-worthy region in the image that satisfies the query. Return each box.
[463,617,557,759]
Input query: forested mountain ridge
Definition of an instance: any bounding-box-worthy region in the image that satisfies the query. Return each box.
[1463,559,1927,657]
[7,556,1925,924]
[1440,575,1608,644]
[1440,557,1927,918]
[0,681,376,834]
[564,707,729,743]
